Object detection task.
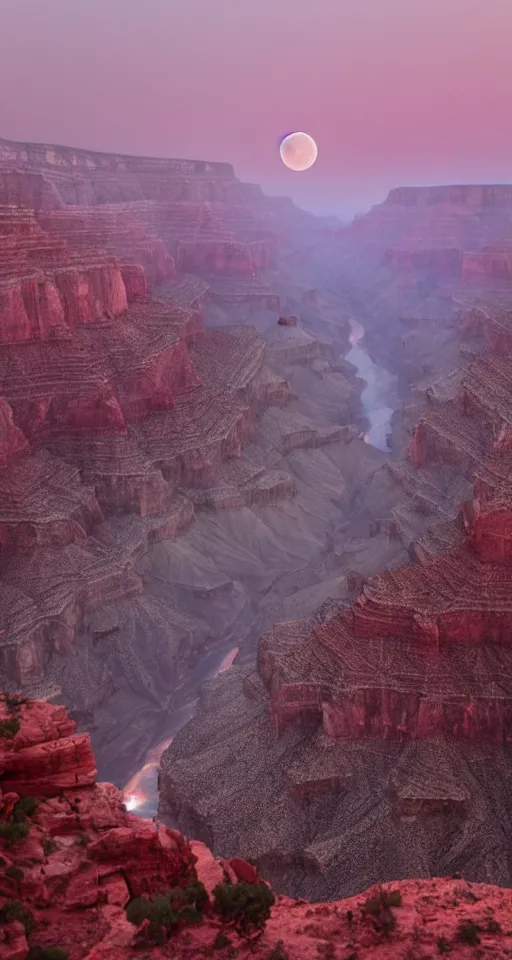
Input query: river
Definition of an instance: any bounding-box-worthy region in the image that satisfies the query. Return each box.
[122,646,239,817]
[123,320,395,816]
[345,318,396,451]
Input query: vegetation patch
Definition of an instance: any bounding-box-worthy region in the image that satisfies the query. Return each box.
[213,880,275,941]
[0,717,20,738]
[25,949,70,960]
[0,820,30,846]
[42,839,58,857]
[266,942,289,960]
[457,920,481,945]
[361,888,402,935]
[126,882,208,944]
[0,898,35,935]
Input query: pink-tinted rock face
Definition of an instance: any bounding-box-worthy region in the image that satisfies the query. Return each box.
[120,263,148,300]
[0,398,27,467]
[176,240,256,277]
[0,266,128,345]
[385,247,463,275]
[462,247,512,282]
[0,700,96,796]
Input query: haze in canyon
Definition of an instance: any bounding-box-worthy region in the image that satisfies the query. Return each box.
[2,3,512,959]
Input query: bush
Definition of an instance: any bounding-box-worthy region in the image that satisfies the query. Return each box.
[213,931,230,950]
[4,696,26,711]
[266,941,289,960]
[125,882,208,943]
[363,888,402,916]
[437,937,451,954]
[0,820,30,846]
[362,896,381,917]
[42,839,58,856]
[383,890,402,908]
[15,796,40,817]
[0,899,35,935]
[457,921,480,945]
[213,881,275,940]
[169,881,208,912]
[5,865,23,883]
[0,717,20,738]
[487,918,502,933]
[25,949,69,960]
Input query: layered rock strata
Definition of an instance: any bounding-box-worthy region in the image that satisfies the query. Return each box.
[0,137,381,794]
[159,265,512,899]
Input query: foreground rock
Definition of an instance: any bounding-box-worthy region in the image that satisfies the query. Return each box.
[1,698,512,959]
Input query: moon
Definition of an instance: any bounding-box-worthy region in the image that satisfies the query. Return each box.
[279,132,318,172]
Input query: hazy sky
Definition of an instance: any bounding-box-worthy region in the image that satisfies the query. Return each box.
[1,0,511,218]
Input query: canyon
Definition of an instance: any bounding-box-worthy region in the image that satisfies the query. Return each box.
[4,133,512,943]
[159,181,512,900]
[0,135,397,804]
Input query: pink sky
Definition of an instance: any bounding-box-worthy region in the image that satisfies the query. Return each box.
[1,0,511,218]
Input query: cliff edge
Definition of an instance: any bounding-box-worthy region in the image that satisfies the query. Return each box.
[0,697,512,959]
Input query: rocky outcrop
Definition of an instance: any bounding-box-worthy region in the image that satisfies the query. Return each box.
[1,697,512,960]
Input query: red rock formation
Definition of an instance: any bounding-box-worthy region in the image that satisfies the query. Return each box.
[0,399,26,469]
[1,697,511,960]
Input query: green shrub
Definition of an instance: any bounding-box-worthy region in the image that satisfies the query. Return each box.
[362,896,381,916]
[382,890,402,908]
[0,898,35,934]
[25,949,70,960]
[0,820,30,846]
[213,931,230,950]
[363,888,402,917]
[487,918,502,933]
[4,696,25,711]
[213,881,275,940]
[169,881,208,912]
[126,897,152,927]
[0,717,20,738]
[457,921,480,945]
[437,936,451,953]
[42,839,58,856]
[266,941,289,960]
[5,865,23,883]
[15,796,40,817]
[125,882,208,943]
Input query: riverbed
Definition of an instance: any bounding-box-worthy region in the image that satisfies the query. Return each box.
[122,645,239,817]
[346,318,397,451]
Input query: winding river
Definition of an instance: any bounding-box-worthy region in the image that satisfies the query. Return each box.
[123,321,396,817]
[345,318,396,451]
